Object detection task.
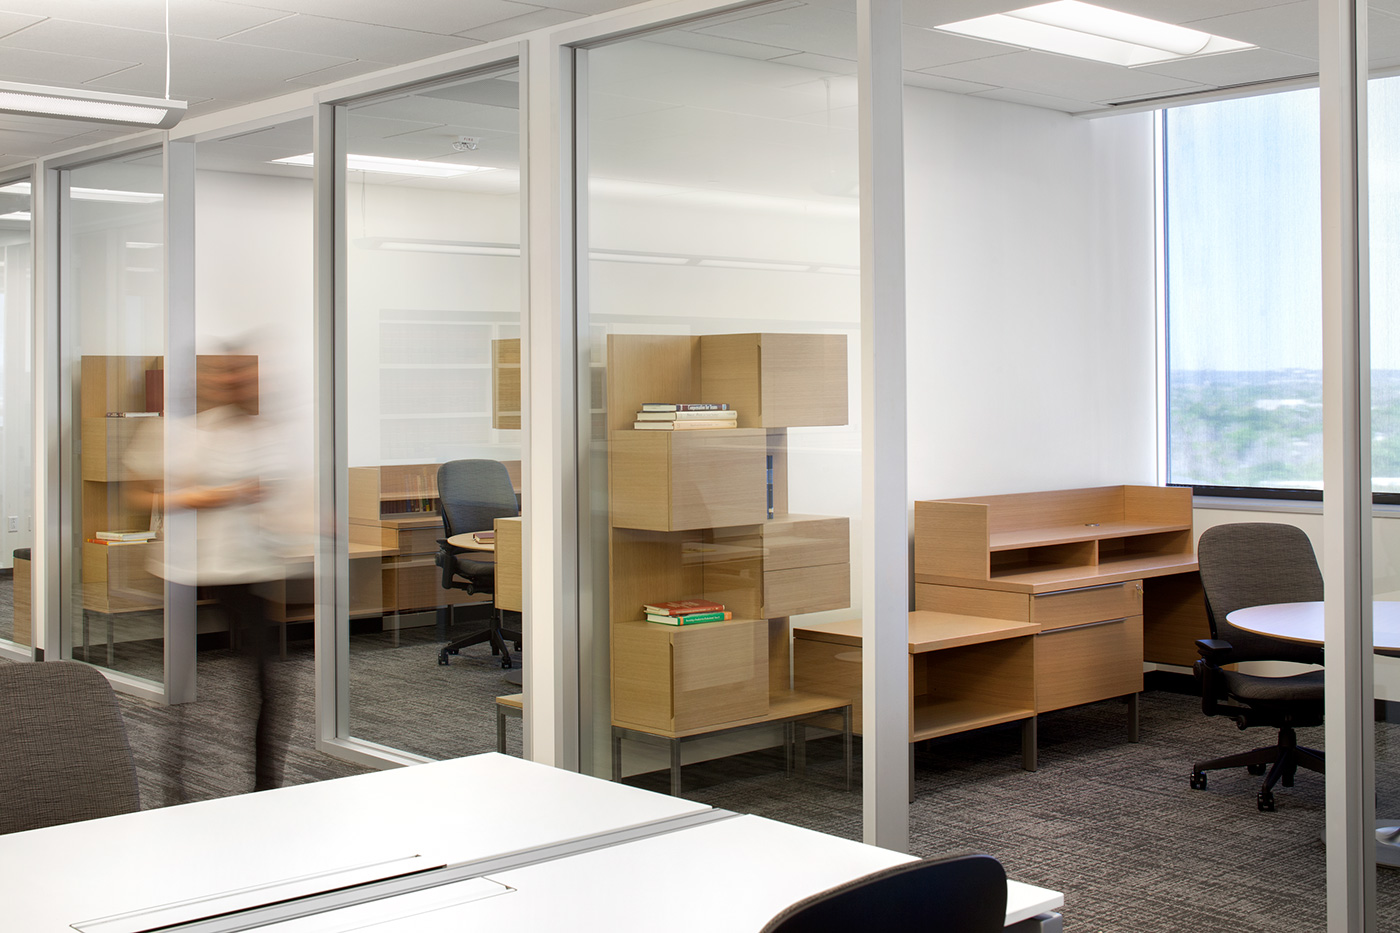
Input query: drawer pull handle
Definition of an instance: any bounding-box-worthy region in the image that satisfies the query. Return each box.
[1044,617,1126,634]
[1040,583,1129,597]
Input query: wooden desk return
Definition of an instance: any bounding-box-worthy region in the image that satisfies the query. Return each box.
[912,485,1206,740]
[447,516,522,613]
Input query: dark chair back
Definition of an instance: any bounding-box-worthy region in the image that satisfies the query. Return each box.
[1197,522,1324,665]
[437,460,519,539]
[0,662,141,834]
[759,853,1007,933]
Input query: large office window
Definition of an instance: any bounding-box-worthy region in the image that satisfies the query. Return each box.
[1166,78,1400,495]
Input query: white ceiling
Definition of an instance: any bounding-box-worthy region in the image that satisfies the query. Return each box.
[0,0,1385,175]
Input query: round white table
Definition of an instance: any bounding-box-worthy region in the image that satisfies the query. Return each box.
[447,532,495,553]
[1226,600,1400,867]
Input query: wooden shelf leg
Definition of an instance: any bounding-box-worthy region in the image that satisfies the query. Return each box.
[783,722,793,777]
[670,739,682,797]
[843,705,853,791]
[795,722,807,776]
[611,730,622,782]
[909,744,916,804]
[1127,692,1141,743]
[1022,716,1038,772]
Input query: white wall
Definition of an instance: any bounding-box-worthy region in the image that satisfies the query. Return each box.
[903,88,1159,504]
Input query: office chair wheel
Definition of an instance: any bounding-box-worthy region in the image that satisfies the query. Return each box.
[1189,771,1207,790]
[1258,791,1276,812]
[1281,774,1295,788]
[438,649,451,666]
[501,657,513,670]
[1247,763,1266,776]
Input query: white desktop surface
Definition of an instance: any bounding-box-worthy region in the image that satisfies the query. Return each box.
[259,814,1063,932]
[2,753,710,932]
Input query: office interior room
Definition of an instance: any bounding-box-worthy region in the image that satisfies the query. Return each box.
[0,0,1395,929]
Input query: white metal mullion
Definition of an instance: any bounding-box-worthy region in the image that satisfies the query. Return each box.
[1319,0,1376,930]
[858,0,908,850]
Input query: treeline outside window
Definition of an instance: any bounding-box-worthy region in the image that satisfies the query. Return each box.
[1164,78,1400,498]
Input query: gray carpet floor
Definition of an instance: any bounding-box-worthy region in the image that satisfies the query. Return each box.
[12,593,1400,930]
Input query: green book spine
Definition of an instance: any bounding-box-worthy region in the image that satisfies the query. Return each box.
[646,611,731,625]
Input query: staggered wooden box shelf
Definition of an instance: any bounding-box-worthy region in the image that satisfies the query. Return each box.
[606,333,852,740]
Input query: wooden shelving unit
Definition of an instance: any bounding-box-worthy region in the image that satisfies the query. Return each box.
[606,333,852,756]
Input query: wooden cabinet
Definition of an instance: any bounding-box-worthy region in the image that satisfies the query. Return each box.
[913,485,1204,731]
[606,333,852,747]
[492,338,521,430]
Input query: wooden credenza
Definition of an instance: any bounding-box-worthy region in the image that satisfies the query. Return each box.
[912,485,1208,736]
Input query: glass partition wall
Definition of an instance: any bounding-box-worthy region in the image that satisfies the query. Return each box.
[338,66,526,761]
[0,174,32,657]
[61,150,169,686]
[578,13,864,837]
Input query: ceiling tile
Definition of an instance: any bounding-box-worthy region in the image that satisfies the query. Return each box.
[901,0,1037,31]
[922,49,1209,103]
[456,8,583,42]
[223,15,477,65]
[1185,1,1324,59]
[902,25,1019,71]
[0,0,289,37]
[1135,47,1317,86]
[1099,0,1303,24]
[967,86,1102,113]
[0,18,169,62]
[0,46,138,86]
[766,52,856,75]
[232,0,544,35]
[697,5,857,61]
[903,71,998,94]
[650,30,798,62]
[82,36,354,102]
[536,0,649,15]
[0,11,42,39]
[282,60,392,89]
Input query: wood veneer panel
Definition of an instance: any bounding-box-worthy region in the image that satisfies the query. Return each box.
[1035,616,1142,712]
[1143,572,1210,666]
[913,501,989,581]
[606,335,700,433]
[1030,581,1140,630]
[492,338,521,430]
[1122,484,1193,527]
[13,556,29,646]
[914,582,1030,621]
[495,516,523,613]
[764,564,849,617]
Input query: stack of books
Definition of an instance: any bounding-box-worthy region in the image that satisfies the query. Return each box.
[634,403,737,431]
[643,599,733,626]
[87,530,156,546]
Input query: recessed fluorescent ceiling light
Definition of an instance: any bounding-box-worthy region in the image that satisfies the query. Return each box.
[935,1,1254,67]
[0,181,161,203]
[0,80,185,129]
[355,237,519,256]
[590,251,689,265]
[272,153,493,178]
[0,211,30,221]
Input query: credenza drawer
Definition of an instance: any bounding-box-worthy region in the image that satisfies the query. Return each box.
[1034,615,1142,713]
[1031,581,1141,631]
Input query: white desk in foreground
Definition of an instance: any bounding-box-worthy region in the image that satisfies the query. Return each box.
[3,753,1063,932]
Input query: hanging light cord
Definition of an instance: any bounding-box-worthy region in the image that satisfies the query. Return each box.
[164,0,172,100]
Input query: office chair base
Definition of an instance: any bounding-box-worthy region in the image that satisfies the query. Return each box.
[1190,725,1323,809]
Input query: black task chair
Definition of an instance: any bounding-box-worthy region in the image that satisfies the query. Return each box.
[759,853,1007,933]
[0,662,141,834]
[1191,522,1325,812]
[434,460,521,669]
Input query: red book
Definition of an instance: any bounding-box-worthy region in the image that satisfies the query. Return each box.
[641,599,726,617]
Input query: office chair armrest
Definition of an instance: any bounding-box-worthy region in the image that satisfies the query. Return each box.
[1195,638,1234,665]
[436,539,466,589]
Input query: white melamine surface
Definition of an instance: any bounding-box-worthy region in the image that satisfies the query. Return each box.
[1227,601,1400,652]
[268,814,1062,932]
[3,754,709,933]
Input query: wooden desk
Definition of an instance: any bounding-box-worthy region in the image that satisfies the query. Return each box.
[3,753,1064,932]
[795,611,1041,772]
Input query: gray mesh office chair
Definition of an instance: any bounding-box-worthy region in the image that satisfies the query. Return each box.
[759,853,1008,933]
[1191,522,1325,812]
[0,661,141,834]
[435,459,521,668]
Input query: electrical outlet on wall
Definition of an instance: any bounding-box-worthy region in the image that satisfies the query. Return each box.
[6,516,16,532]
